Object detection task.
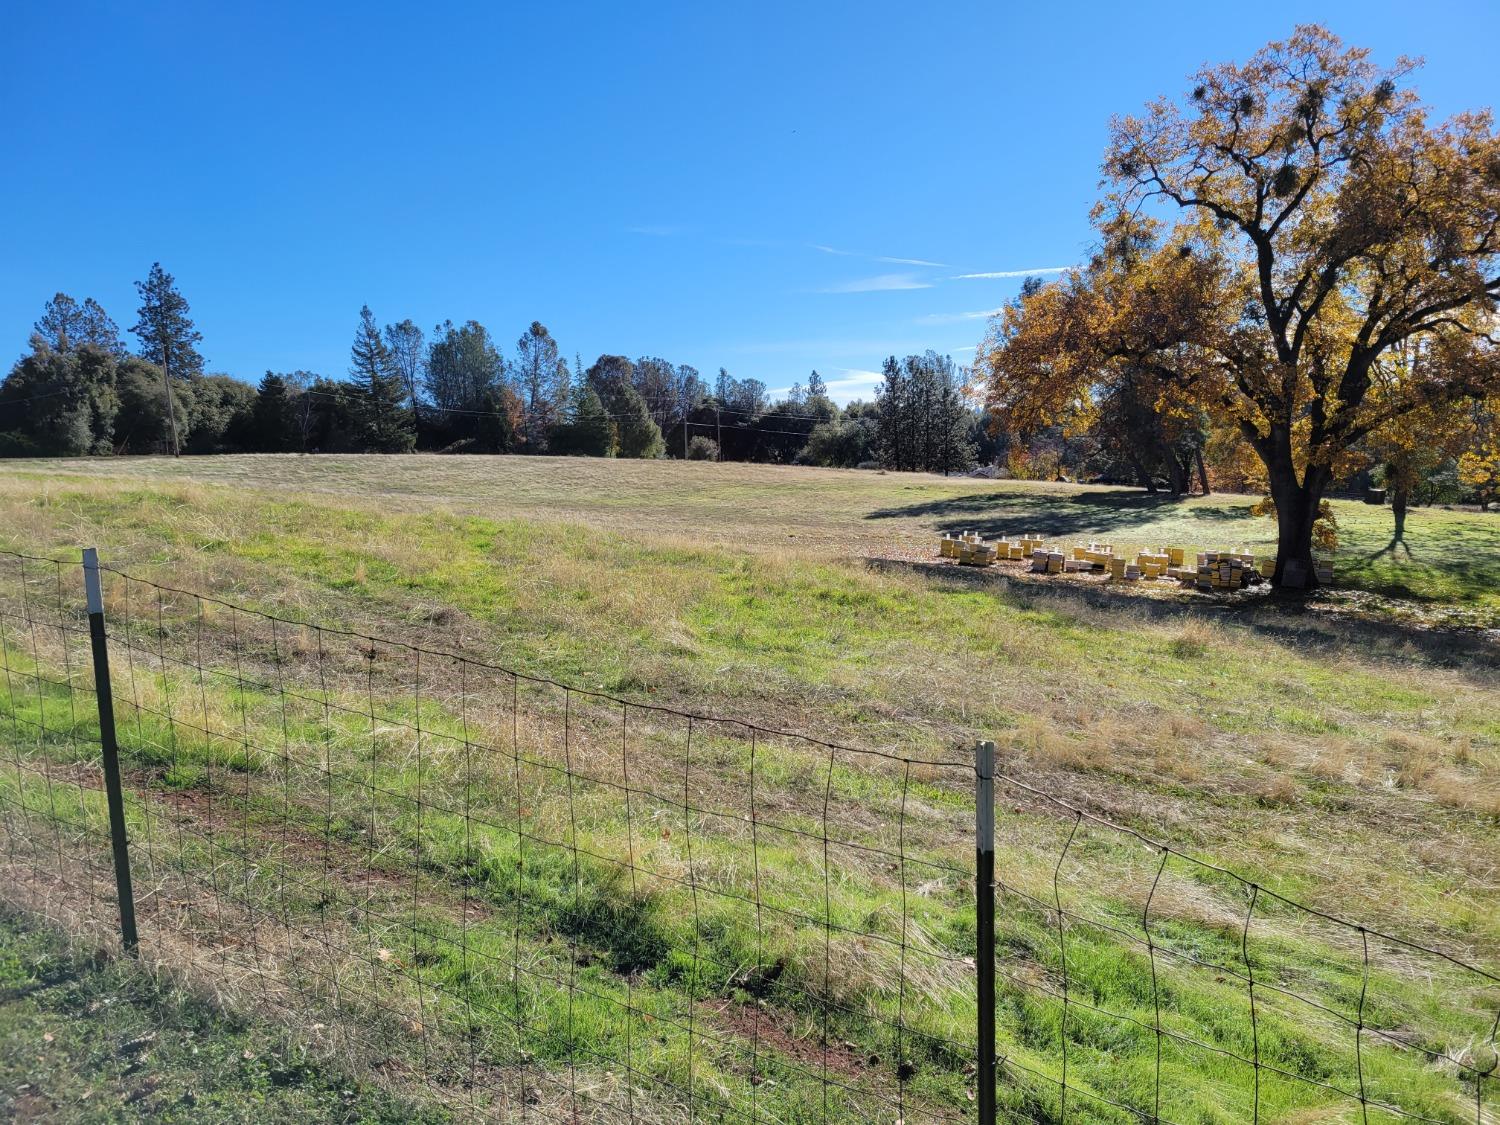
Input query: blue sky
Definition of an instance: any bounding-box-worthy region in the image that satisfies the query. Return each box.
[3,1,1496,404]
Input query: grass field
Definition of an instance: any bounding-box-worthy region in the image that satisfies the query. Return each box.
[0,907,448,1123]
[0,454,1497,1123]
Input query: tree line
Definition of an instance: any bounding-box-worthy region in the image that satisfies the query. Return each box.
[1,265,990,472]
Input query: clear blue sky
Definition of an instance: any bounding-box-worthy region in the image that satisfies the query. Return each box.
[3,1,1496,404]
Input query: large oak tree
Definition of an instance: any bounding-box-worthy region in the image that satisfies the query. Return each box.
[979,26,1500,585]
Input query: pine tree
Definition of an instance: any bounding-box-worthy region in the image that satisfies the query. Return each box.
[34,294,125,354]
[130,263,204,457]
[553,385,615,456]
[251,372,300,452]
[349,306,414,452]
[614,385,665,458]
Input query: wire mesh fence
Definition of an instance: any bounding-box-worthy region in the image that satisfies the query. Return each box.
[0,546,1496,1124]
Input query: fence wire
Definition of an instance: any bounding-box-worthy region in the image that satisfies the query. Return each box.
[0,548,1495,1124]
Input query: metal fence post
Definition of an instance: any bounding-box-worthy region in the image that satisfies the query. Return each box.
[82,548,138,955]
[976,739,996,1125]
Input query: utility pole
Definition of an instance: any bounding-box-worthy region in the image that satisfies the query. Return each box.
[160,338,180,458]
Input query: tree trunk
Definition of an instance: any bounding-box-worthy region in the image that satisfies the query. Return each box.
[1391,483,1409,541]
[1268,460,1328,589]
[1128,453,1156,492]
[1195,448,1211,495]
[1165,455,1189,496]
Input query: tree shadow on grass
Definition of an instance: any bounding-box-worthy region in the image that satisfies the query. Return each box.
[866,557,1500,683]
[864,488,1255,541]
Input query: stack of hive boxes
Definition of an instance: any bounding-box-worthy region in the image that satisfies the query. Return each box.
[937,533,1319,589]
[1189,549,1262,590]
[941,531,1000,567]
[1135,550,1172,579]
[1068,543,1116,572]
[1031,548,1065,574]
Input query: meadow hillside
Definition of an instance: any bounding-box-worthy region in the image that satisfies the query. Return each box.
[1,454,1497,1122]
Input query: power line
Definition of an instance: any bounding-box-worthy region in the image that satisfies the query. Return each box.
[0,388,73,409]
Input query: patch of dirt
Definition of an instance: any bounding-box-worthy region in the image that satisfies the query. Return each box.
[700,997,872,1081]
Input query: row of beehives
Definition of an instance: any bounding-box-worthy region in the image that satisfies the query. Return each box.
[939,532,1333,588]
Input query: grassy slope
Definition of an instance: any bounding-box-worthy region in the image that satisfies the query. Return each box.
[11,453,1500,617]
[0,907,447,1123]
[1,455,1497,1121]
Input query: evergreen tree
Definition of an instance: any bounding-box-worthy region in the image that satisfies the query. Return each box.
[130,263,204,456]
[250,372,300,452]
[807,369,827,399]
[875,356,907,470]
[551,384,615,456]
[33,293,125,354]
[350,305,414,452]
[614,384,665,458]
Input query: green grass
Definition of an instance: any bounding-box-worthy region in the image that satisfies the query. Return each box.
[1,455,1497,1122]
[0,906,449,1123]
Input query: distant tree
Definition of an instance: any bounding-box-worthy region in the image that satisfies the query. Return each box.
[1459,413,1499,510]
[0,342,118,456]
[113,357,188,454]
[722,376,766,417]
[33,293,125,355]
[802,416,874,468]
[349,306,415,452]
[875,352,974,472]
[807,370,827,399]
[249,372,301,452]
[614,384,665,458]
[424,319,513,450]
[585,355,637,407]
[130,263,204,456]
[382,319,425,417]
[425,320,504,414]
[181,374,256,453]
[515,321,567,450]
[551,384,616,456]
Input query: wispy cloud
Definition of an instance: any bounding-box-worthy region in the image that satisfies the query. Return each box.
[811,244,949,269]
[626,224,689,237]
[953,266,1073,279]
[877,255,949,267]
[915,307,1004,324]
[820,273,933,294]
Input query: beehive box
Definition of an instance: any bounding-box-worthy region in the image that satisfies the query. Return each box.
[959,541,996,567]
[940,535,960,558]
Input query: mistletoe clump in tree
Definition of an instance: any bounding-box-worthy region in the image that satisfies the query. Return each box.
[979,26,1500,586]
